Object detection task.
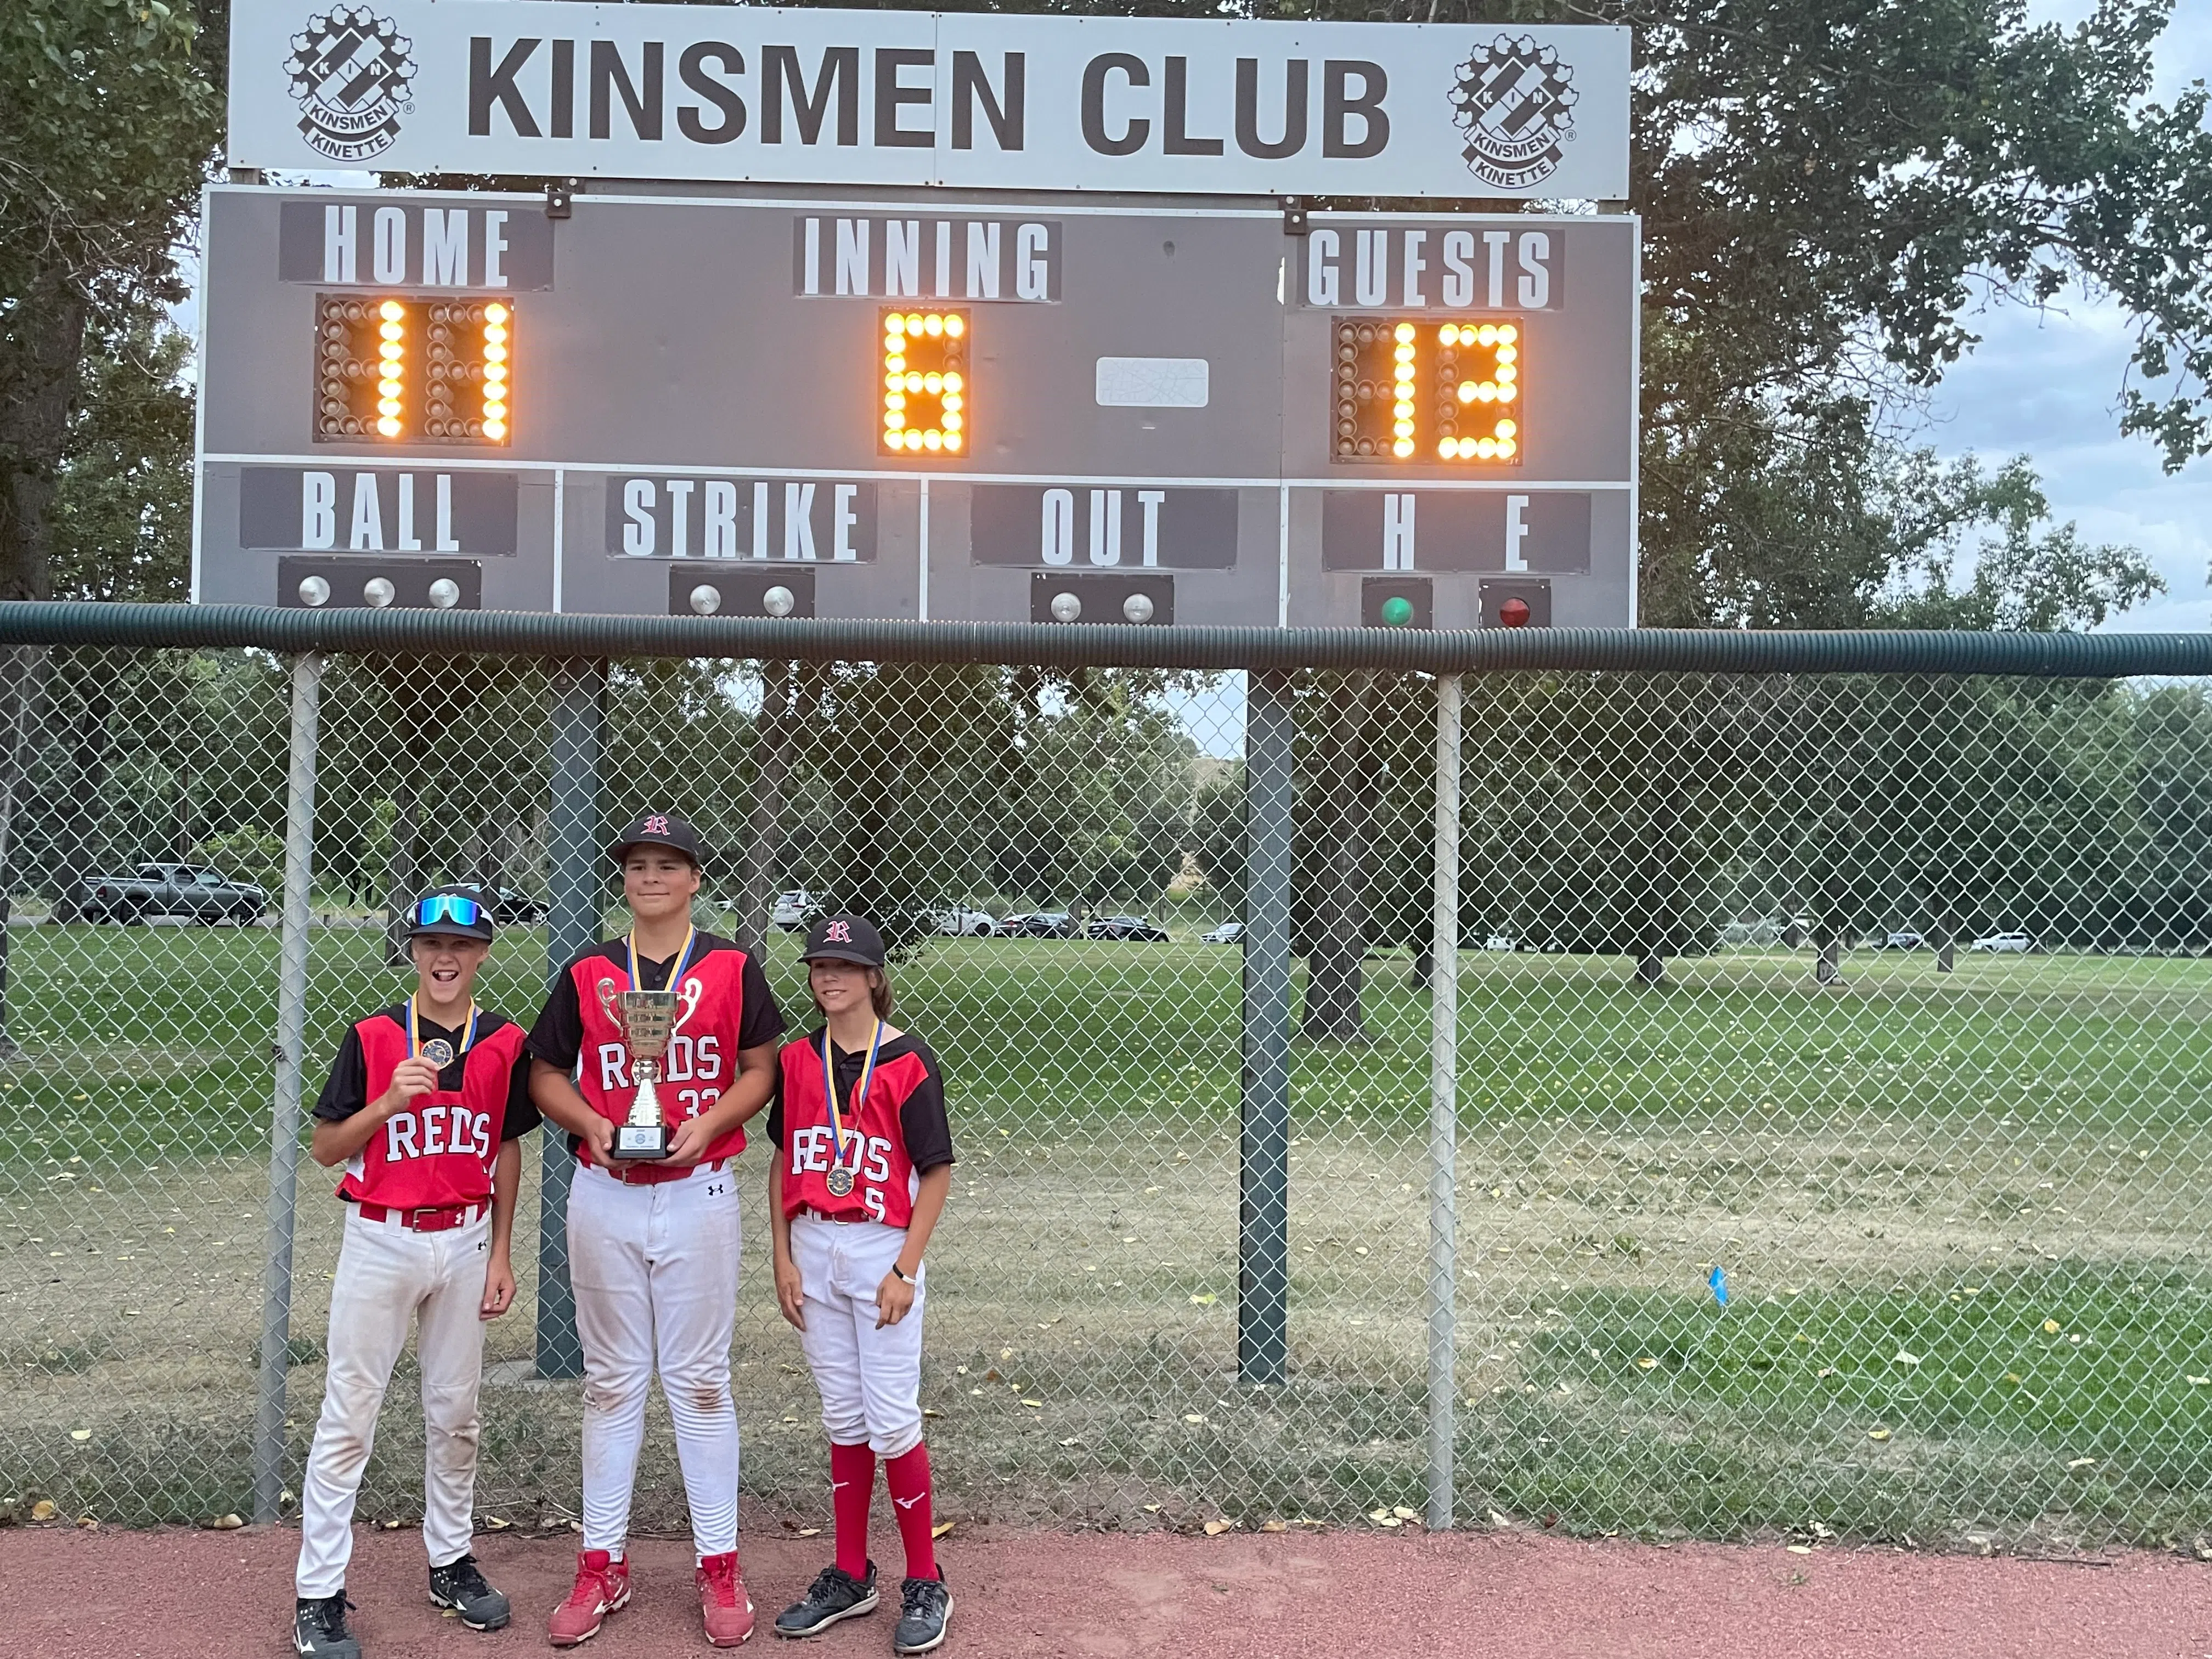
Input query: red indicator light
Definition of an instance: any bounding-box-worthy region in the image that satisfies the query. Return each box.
[1499,597,1532,628]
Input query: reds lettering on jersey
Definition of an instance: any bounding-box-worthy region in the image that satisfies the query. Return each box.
[777,1036,933,1226]
[569,943,752,1181]
[341,1014,527,1210]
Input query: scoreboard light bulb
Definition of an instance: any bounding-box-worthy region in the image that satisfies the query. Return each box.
[923,429,944,450]
[1498,324,1518,343]
[1437,437,1458,459]
[1393,399,1415,419]
[483,364,506,384]
[904,372,924,392]
[942,412,963,431]
[484,303,508,324]
[1476,325,1498,346]
[885,410,906,430]
[885,371,904,391]
[1393,419,1415,439]
[1497,365,1517,384]
[944,432,962,451]
[483,419,507,441]
[905,313,924,332]
[378,398,403,417]
[1440,324,1462,346]
[379,300,405,321]
[923,314,944,336]
[1393,322,1416,343]
[379,342,404,364]
[945,314,965,336]
[379,321,404,343]
[376,416,403,437]
[483,396,506,416]
[1457,382,1477,403]
[1498,383,1518,402]
[923,371,943,393]
[885,392,906,410]
[884,335,904,355]
[885,314,907,335]
[885,353,907,371]
[483,323,507,345]
[942,393,963,411]
[1393,343,1416,364]
[1476,437,1498,458]
[943,371,963,392]
[1496,345,1517,364]
[377,379,402,399]
[483,344,507,364]
[1498,438,1518,457]
[1391,438,1415,458]
[1497,419,1517,437]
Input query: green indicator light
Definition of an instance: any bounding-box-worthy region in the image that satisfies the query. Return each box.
[1380,596,1415,627]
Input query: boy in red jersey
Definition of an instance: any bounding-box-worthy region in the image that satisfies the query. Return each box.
[768,915,955,1655]
[527,811,785,1649]
[291,885,539,1659]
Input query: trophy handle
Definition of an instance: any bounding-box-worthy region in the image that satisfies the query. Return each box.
[594,978,623,1022]
[672,974,704,1033]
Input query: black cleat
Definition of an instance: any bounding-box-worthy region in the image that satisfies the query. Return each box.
[774,1560,879,1638]
[428,1553,512,1631]
[294,1593,362,1658]
[893,1571,952,1655]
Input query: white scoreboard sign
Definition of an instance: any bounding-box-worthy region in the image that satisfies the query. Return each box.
[227,1,1630,200]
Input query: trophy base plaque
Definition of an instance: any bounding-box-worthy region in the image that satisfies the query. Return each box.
[611,1124,670,1160]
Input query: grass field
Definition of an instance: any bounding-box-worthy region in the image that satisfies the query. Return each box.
[5,922,2212,1547]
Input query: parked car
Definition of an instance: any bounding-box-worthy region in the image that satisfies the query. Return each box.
[1201,921,1245,944]
[929,906,998,937]
[1883,929,1925,950]
[1970,931,2034,953]
[1085,915,1171,941]
[67,862,268,926]
[1481,934,1516,952]
[772,890,825,930]
[450,882,545,924]
[1010,911,1075,938]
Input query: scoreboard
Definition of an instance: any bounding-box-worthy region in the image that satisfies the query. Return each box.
[194,185,1638,628]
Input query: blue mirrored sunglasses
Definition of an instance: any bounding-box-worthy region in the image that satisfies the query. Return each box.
[412,894,484,930]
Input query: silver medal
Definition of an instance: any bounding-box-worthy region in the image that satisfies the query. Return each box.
[825,1165,856,1198]
[420,1037,456,1069]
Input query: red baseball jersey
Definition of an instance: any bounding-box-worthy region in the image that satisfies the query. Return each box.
[773,1030,951,1226]
[562,941,764,1183]
[338,1014,531,1210]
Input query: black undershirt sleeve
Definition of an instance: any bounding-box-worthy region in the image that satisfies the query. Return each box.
[312,1026,369,1124]
[526,956,589,1071]
[898,1040,955,1174]
[736,953,787,1051]
[500,1042,543,1140]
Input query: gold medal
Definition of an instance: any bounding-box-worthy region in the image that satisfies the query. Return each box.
[419,1037,456,1069]
[820,1020,883,1201]
[825,1166,856,1198]
[408,995,476,1076]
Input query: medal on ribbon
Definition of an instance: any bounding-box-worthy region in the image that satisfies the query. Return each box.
[408,995,478,1075]
[822,1021,882,1199]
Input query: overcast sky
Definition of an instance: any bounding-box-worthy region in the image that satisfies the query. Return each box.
[1922,0,2212,633]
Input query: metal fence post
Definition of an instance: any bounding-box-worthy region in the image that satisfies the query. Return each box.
[1426,673,1462,1530]
[535,657,606,1379]
[1239,669,1295,1385]
[253,650,324,1525]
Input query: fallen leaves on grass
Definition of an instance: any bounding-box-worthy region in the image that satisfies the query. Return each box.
[209,1514,245,1530]
[1182,1413,1207,1425]
[933,1521,955,1538]
[29,1501,57,1522]
[1189,1293,1218,1306]
[2067,1457,2097,1471]
[1635,1356,1658,1370]
[1893,1351,1921,1367]
[2043,1319,2062,1334]
[1392,1506,1419,1521]
[1867,1428,1892,1442]
[797,1527,821,1538]
[68,1429,91,1442]
[1204,1520,1234,1536]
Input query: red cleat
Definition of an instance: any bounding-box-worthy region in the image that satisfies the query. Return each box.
[549,1549,631,1647]
[696,1550,755,1646]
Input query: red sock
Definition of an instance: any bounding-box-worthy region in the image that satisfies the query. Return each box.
[830,1441,876,1578]
[883,1442,936,1580]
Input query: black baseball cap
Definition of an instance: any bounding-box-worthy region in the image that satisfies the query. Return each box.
[608,810,709,868]
[405,883,496,942]
[802,914,886,968]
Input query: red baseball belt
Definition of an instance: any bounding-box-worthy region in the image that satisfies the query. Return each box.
[354,1199,489,1232]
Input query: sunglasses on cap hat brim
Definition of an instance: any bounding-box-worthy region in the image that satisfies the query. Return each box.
[406,893,492,939]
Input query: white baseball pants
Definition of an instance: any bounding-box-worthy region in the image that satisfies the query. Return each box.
[569,1161,742,1559]
[791,1215,927,1459]
[296,1207,491,1598]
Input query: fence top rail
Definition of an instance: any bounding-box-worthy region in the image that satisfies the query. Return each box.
[1,603,2206,677]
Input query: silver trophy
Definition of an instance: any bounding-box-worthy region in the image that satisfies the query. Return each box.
[596,977,701,1159]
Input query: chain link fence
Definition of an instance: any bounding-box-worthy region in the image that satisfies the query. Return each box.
[4,631,2211,1554]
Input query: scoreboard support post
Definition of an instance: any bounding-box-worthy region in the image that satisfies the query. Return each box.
[254,650,324,1523]
[534,657,605,1380]
[1238,672,1296,1386]
[1425,674,1463,1531]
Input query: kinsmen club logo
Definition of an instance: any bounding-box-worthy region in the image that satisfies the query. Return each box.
[285,7,415,163]
[1450,35,1579,191]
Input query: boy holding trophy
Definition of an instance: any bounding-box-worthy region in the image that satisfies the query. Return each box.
[527,811,786,1649]
[291,885,539,1659]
